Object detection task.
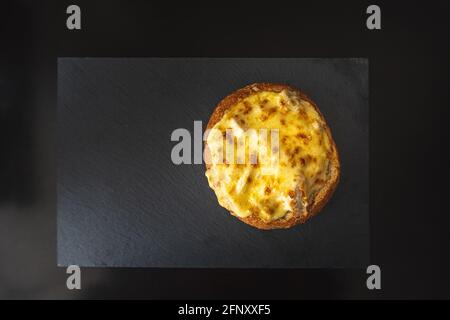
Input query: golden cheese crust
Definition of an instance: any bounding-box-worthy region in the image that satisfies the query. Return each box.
[205,83,340,229]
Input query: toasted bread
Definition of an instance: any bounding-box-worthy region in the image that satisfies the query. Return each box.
[205,83,340,229]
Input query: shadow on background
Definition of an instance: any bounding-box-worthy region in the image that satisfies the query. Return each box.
[78,268,369,300]
[0,1,71,299]
[0,1,35,206]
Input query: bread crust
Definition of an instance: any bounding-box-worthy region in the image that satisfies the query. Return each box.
[205,83,340,229]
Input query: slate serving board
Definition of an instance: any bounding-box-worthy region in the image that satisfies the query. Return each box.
[57,58,369,268]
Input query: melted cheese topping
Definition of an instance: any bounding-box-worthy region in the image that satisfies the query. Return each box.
[205,89,332,222]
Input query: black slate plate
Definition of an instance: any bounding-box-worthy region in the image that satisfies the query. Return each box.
[57,58,369,268]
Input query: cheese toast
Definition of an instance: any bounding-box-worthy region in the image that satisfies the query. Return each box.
[204,83,340,229]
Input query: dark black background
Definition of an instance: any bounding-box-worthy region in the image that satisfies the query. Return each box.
[1,0,449,299]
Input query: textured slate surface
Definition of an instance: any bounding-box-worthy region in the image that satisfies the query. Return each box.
[57,58,369,268]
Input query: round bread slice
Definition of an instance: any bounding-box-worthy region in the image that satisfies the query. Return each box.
[204,83,340,229]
